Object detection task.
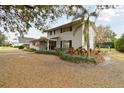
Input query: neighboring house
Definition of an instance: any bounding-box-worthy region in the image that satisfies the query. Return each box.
[12,37,34,47]
[30,37,48,50]
[44,19,96,50]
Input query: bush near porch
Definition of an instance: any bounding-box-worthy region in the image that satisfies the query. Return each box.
[36,50,98,64]
[23,48,36,52]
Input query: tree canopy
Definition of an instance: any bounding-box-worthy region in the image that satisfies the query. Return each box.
[0,5,117,37]
[0,5,65,36]
[95,25,116,48]
[96,25,116,43]
[115,34,124,52]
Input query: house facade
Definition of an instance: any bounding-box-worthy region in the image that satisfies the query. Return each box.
[30,37,48,50]
[44,19,96,50]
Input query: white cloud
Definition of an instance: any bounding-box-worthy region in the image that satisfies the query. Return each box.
[98,17,111,22]
[98,9,116,22]
[98,6,124,22]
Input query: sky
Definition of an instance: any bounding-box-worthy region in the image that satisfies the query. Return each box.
[4,5,124,42]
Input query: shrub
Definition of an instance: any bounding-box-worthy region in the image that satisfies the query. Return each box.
[36,50,60,56]
[96,42,115,48]
[55,48,67,52]
[24,48,36,52]
[13,46,19,48]
[18,45,24,49]
[59,53,98,64]
[36,50,98,64]
[115,34,124,52]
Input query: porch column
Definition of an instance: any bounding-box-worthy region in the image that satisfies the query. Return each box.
[47,40,49,51]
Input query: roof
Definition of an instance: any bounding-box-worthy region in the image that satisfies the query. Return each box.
[18,37,34,44]
[30,37,48,42]
[44,18,82,32]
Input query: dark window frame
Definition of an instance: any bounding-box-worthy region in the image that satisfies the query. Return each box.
[70,27,72,31]
[54,30,56,35]
[60,41,62,48]
[60,28,63,33]
[69,40,72,48]
[61,26,72,33]
[50,31,52,35]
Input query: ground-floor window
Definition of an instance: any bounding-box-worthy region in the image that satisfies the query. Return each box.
[62,40,72,48]
[49,41,56,50]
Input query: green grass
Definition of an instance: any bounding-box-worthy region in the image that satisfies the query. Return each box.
[0,47,19,53]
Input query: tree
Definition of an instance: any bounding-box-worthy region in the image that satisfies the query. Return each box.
[0,5,117,37]
[0,32,6,46]
[0,5,67,37]
[0,5,90,36]
[71,5,117,50]
[95,25,116,48]
[115,34,124,52]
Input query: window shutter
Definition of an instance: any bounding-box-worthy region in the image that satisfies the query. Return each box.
[54,30,55,34]
[60,41,62,48]
[70,27,72,31]
[69,40,72,48]
[60,28,62,33]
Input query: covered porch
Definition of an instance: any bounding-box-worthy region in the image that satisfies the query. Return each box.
[47,37,59,50]
[47,37,72,51]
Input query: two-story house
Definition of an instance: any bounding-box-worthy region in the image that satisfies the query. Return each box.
[44,19,96,50]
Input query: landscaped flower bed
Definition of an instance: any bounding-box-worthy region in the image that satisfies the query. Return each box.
[36,50,98,64]
[68,47,105,63]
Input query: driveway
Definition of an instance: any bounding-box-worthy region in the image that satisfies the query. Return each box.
[0,48,124,87]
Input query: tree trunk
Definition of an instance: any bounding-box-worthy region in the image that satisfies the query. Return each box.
[98,43,101,50]
[87,19,90,58]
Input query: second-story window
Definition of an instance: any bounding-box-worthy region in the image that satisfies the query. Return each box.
[70,27,72,31]
[54,30,56,35]
[50,31,52,35]
[62,26,72,32]
[60,28,62,33]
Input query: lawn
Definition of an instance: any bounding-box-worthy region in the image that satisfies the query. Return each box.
[101,48,124,62]
[0,47,19,53]
[0,47,15,50]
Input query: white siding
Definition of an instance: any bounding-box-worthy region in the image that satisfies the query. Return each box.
[47,24,83,49]
[30,42,47,50]
[47,24,95,49]
[89,27,95,49]
[72,25,83,48]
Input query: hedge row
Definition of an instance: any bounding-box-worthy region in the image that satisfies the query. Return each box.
[36,50,98,64]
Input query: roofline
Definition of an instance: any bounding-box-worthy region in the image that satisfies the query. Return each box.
[30,37,48,42]
[18,37,35,39]
[43,18,82,32]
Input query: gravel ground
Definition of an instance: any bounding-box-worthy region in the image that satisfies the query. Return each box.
[0,49,124,88]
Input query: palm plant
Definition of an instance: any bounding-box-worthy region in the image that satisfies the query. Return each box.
[72,6,99,51]
[70,5,116,51]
